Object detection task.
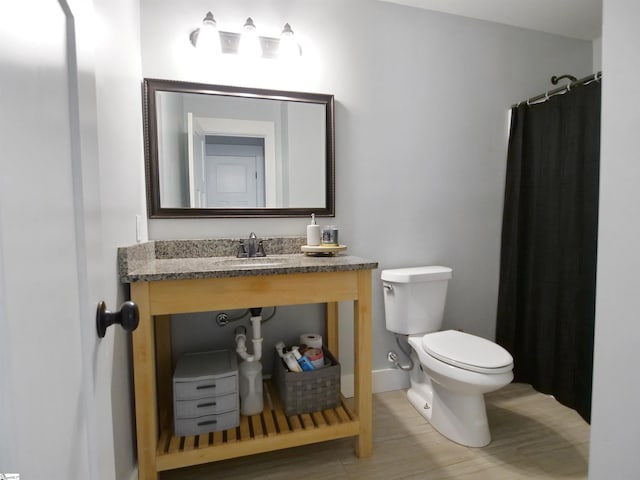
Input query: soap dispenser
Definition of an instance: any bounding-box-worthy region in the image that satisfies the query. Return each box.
[306,213,321,246]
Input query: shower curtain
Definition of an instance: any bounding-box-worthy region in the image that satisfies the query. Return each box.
[496,80,601,423]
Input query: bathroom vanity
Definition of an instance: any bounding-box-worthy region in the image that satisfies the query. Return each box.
[119,239,377,480]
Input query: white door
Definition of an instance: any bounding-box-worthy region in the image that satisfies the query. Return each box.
[204,143,266,208]
[206,156,259,207]
[187,112,206,207]
[0,1,117,479]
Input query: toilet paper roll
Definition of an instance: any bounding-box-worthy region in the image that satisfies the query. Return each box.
[299,333,323,349]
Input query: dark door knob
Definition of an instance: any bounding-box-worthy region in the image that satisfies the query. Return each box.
[96,300,139,338]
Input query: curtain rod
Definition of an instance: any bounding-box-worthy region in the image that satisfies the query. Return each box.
[512,71,602,109]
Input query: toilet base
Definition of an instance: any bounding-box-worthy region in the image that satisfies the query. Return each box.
[407,363,491,447]
[407,382,434,422]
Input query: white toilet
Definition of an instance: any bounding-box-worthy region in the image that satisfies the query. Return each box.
[381,266,513,447]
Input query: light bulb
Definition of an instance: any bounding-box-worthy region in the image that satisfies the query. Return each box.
[195,12,221,55]
[279,23,301,60]
[239,17,263,58]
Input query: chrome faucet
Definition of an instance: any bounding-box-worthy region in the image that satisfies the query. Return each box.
[237,232,267,258]
[248,232,258,257]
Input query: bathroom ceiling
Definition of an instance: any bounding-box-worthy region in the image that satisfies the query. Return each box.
[380,0,602,40]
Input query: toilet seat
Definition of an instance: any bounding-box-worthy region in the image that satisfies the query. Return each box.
[422,330,513,374]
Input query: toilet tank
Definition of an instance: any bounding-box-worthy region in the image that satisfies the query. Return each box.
[381,266,452,335]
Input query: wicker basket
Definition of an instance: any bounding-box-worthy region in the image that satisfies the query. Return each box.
[273,348,340,416]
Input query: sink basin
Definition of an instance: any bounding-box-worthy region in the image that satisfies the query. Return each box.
[225,261,285,269]
[211,256,286,269]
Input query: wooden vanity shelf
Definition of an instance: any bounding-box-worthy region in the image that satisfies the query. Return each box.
[155,381,359,472]
[119,243,377,480]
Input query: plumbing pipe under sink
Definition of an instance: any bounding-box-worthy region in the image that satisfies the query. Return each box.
[235,308,264,415]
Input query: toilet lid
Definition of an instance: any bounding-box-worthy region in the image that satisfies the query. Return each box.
[422,330,513,374]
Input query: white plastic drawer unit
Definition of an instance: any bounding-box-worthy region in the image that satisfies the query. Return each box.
[173,349,239,436]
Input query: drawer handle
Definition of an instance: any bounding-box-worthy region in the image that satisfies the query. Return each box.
[197,420,218,426]
[196,384,216,390]
[197,402,217,408]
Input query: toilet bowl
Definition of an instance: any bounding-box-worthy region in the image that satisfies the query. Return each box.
[408,330,513,447]
[381,266,514,447]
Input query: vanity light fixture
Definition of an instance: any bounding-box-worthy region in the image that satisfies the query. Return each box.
[189,12,301,59]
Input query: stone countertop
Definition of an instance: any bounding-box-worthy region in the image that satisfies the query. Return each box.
[118,238,378,283]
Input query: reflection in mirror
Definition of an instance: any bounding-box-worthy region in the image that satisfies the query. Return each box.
[143,79,335,218]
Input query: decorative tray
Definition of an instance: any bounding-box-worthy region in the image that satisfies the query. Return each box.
[301,244,347,256]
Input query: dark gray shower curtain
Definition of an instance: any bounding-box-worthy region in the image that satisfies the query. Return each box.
[496,80,601,423]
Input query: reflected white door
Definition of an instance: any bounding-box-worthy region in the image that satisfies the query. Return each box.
[204,143,265,207]
[0,1,115,478]
[187,112,206,207]
[206,155,260,207]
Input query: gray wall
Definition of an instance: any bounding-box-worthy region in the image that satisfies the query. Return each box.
[589,0,640,476]
[140,0,593,376]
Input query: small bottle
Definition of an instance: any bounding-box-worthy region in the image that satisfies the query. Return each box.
[292,347,315,371]
[306,213,321,246]
[282,351,302,372]
[304,347,325,369]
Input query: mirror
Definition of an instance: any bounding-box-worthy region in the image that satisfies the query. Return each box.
[143,78,335,218]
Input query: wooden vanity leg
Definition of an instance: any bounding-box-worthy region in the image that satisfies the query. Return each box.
[155,315,173,430]
[325,302,339,359]
[353,270,373,458]
[131,282,159,480]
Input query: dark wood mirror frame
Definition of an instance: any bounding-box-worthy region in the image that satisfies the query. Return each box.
[142,78,335,218]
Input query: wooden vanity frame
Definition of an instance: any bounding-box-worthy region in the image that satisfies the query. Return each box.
[130,268,373,479]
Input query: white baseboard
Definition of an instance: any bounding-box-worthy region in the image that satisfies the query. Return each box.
[340,367,409,398]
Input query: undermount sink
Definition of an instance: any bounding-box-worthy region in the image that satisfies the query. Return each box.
[211,256,286,269]
[225,260,285,268]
